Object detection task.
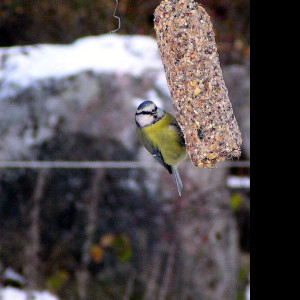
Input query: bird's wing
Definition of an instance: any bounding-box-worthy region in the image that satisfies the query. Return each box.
[169,121,185,147]
[137,128,172,174]
[152,148,172,174]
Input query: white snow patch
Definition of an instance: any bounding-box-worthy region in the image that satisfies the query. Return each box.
[0,287,58,300]
[0,34,165,99]
[245,274,250,300]
[246,283,250,300]
[227,176,250,189]
[2,268,26,285]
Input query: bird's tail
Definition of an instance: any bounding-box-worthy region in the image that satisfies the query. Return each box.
[172,167,183,196]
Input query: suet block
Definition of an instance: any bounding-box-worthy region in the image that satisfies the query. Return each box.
[154,0,242,167]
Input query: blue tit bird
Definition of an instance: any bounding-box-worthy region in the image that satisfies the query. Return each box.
[135,100,187,196]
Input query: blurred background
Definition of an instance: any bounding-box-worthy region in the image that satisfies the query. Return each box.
[0,0,250,299]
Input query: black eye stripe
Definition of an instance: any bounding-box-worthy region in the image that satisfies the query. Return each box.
[136,109,157,116]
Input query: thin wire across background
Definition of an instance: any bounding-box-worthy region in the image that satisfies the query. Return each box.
[0,160,250,169]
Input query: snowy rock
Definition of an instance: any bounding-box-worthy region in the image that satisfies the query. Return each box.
[0,35,165,99]
[0,35,249,161]
[0,287,58,300]
[0,34,173,161]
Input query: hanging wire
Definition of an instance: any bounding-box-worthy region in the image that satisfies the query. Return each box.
[110,0,121,33]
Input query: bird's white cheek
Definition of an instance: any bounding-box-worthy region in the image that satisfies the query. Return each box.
[137,115,154,127]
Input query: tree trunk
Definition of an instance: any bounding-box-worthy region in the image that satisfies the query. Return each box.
[164,166,239,300]
[77,169,104,300]
[24,169,50,290]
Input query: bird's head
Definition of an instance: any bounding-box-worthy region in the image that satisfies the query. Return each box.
[135,100,165,128]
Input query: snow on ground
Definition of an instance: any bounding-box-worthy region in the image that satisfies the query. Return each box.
[0,34,165,100]
[246,283,250,300]
[2,268,26,286]
[227,176,250,189]
[0,287,58,300]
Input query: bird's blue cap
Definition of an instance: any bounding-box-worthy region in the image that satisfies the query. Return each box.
[137,100,155,110]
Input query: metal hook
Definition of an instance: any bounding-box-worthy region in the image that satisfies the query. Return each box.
[110,0,121,33]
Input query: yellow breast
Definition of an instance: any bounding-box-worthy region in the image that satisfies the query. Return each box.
[143,113,187,167]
